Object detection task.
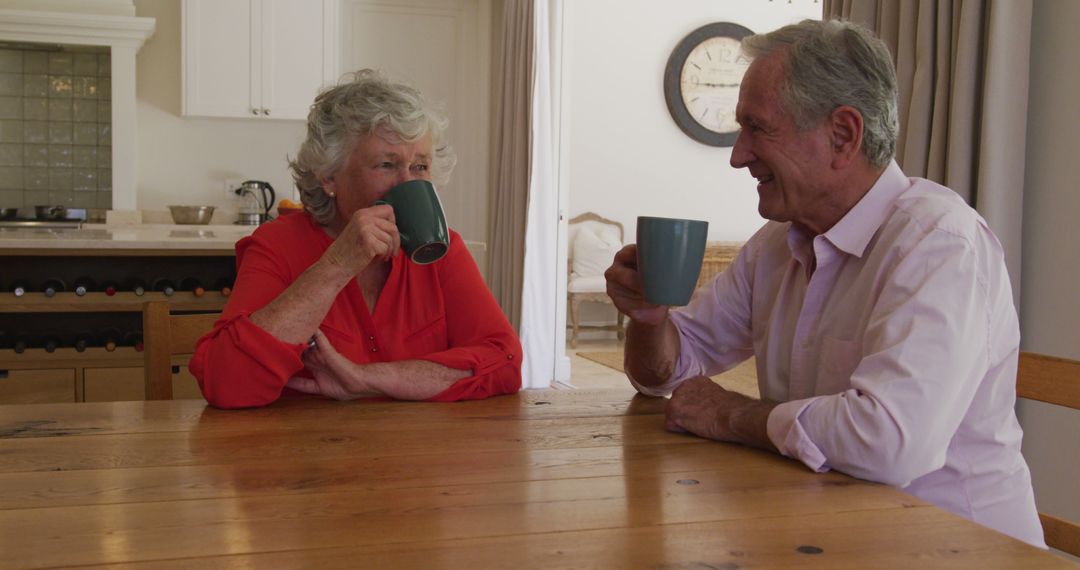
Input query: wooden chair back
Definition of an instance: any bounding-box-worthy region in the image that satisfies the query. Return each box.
[142,302,218,400]
[1016,351,1080,557]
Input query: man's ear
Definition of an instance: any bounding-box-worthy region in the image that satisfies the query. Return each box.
[828,105,864,169]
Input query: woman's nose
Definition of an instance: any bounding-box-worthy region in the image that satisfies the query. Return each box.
[396,167,423,184]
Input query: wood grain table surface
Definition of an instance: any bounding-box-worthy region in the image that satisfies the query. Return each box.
[0,389,1069,569]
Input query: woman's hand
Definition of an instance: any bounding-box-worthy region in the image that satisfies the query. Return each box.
[321,205,401,276]
[286,329,376,400]
[605,244,669,325]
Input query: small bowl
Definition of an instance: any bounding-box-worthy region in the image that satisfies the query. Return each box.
[168,205,215,225]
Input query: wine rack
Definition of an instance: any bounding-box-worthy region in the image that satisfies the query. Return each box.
[0,252,235,404]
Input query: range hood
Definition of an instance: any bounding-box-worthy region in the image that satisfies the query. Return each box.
[0,7,154,211]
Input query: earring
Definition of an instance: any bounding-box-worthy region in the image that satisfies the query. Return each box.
[328,191,336,198]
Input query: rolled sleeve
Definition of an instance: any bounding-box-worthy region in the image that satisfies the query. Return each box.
[189,312,307,409]
[422,338,523,402]
[767,397,830,472]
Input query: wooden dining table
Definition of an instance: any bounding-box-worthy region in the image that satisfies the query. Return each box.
[0,388,1069,568]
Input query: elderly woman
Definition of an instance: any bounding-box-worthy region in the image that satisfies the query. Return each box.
[190,70,522,408]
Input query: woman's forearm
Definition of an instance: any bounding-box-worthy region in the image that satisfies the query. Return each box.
[353,359,471,400]
[249,260,354,344]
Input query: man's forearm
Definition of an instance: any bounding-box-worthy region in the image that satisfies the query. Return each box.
[624,316,681,393]
[728,397,780,452]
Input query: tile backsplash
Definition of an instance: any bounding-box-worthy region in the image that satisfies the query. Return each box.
[0,45,112,211]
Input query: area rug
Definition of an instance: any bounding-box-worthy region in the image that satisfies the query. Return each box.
[577,351,760,399]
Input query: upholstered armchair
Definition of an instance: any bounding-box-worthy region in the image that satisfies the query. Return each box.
[567,212,625,348]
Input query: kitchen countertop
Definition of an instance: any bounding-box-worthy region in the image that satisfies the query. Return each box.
[0,224,257,251]
[0,223,488,255]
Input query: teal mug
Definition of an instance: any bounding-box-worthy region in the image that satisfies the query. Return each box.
[636,216,709,306]
[376,180,450,264]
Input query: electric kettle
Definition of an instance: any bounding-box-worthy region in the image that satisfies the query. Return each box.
[234,180,276,225]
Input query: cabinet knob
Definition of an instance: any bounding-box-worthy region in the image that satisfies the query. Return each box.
[262,108,270,116]
[250,108,259,116]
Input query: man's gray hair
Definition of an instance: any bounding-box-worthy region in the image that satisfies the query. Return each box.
[742,19,899,166]
[289,69,457,224]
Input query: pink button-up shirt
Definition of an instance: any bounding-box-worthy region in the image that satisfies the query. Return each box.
[645,161,1044,547]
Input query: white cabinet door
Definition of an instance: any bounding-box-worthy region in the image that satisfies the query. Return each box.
[183,0,339,120]
[182,0,258,118]
[261,0,338,119]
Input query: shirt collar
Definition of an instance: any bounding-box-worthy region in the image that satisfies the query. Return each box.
[820,160,910,258]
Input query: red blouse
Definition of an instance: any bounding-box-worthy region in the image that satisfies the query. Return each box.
[189,212,522,408]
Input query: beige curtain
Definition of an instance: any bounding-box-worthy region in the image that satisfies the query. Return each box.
[823,0,1032,303]
[487,0,534,331]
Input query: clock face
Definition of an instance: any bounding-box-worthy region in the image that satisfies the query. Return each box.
[663,22,754,147]
[679,36,749,135]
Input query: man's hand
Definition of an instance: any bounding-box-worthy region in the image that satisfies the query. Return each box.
[665,376,779,452]
[605,244,669,325]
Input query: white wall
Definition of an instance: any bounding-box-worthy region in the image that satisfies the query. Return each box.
[134,0,305,224]
[133,0,491,241]
[337,0,490,247]
[1018,0,1080,555]
[563,0,821,243]
[561,0,820,333]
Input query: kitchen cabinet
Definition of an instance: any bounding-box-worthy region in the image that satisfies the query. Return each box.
[83,364,204,403]
[0,244,235,405]
[0,369,76,404]
[82,367,143,403]
[182,0,340,120]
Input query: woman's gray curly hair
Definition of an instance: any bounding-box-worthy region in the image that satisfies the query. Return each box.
[289,69,457,224]
[741,19,899,167]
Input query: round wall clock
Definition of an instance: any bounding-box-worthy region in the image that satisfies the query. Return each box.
[663,22,754,147]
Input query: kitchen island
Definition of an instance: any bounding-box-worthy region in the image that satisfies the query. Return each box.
[0,223,489,405]
[0,223,255,254]
[0,224,252,405]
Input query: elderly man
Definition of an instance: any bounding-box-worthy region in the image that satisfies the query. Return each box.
[605,19,1044,547]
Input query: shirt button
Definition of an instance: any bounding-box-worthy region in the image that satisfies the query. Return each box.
[506,354,514,360]
[371,347,378,353]
[368,336,375,340]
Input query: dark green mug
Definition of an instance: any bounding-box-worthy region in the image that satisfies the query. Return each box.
[376,179,450,264]
[636,216,709,306]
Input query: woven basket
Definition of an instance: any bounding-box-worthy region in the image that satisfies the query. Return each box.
[696,242,743,288]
